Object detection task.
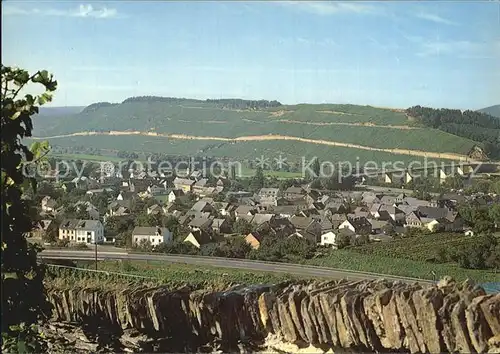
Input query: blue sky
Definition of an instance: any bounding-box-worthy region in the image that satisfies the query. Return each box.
[2,1,499,109]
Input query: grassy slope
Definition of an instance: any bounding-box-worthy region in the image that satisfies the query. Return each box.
[27,135,452,165]
[306,250,499,283]
[32,101,478,162]
[46,261,299,289]
[306,233,500,283]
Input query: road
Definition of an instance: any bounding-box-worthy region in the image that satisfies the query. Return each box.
[39,249,434,285]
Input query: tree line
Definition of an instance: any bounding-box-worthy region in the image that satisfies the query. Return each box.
[406,105,500,158]
[120,96,283,110]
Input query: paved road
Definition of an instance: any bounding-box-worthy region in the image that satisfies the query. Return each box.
[39,249,434,285]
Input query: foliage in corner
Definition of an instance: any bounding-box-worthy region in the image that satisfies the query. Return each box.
[1,65,57,352]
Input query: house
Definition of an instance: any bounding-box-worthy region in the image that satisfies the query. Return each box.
[86,188,114,197]
[383,173,393,184]
[132,226,172,246]
[74,201,100,220]
[305,190,321,207]
[320,231,337,247]
[234,205,257,219]
[107,200,131,217]
[211,218,231,234]
[245,231,263,249]
[402,197,430,208]
[147,204,163,215]
[405,207,463,232]
[270,205,300,218]
[168,189,187,204]
[117,191,135,201]
[190,170,204,180]
[188,217,213,231]
[317,216,333,233]
[72,176,89,189]
[330,214,348,229]
[184,229,212,248]
[173,177,195,193]
[226,191,252,202]
[381,205,405,223]
[289,216,322,243]
[405,212,423,228]
[147,183,165,196]
[258,188,280,205]
[28,219,55,239]
[216,202,236,217]
[380,196,397,206]
[324,202,348,214]
[252,213,276,228]
[41,196,57,213]
[259,188,280,199]
[193,178,209,194]
[362,192,383,205]
[284,186,306,200]
[59,219,104,244]
[339,216,372,235]
[190,201,215,214]
[416,206,463,232]
[129,179,153,193]
[369,219,390,234]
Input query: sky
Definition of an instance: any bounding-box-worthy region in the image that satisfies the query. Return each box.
[2,0,499,109]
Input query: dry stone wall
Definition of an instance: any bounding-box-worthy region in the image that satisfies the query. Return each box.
[45,277,500,353]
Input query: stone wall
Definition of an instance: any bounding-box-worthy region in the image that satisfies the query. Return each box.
[45,277,500,353]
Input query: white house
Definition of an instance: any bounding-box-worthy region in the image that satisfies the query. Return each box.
[132,226,173,246]
[320,231,337,247]
[168,189,187,204]
[59,219,104,244]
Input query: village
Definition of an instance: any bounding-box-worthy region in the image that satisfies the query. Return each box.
[29,160,500,255]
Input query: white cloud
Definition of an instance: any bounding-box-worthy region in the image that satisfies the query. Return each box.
[416,39,495,59]
[3,4,123,19]
[415,12,458,26]
[279,1,380,16]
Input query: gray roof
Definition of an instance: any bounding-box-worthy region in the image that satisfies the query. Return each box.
[170,189,185,197]
[132,226,169,236]
[188,217,212,228]
[290,216,317,230]
[191,201,211,212]
[285,186,305,195]
[194,178,209,188]
[252,214,275,226]
[212,218,228,228]
[60,219,101,230]
[173,177,195,186]
[235,205,256,215]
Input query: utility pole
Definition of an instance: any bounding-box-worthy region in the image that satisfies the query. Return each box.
[95,238,98,271]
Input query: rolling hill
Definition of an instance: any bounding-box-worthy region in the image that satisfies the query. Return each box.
[478,104,500,118]
[30,97,496,164]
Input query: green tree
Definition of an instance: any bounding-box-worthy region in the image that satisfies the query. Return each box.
[488,204,500,227]
[1,65,57,351]
[311,158,321,179]
[233,218,253,235]
[251,167,265,191]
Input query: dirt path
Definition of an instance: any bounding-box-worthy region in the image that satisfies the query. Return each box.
[277,119,420,130]
[32,130,471,161]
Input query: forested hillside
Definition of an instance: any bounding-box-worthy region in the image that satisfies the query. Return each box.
[30,97,496,162]
[121,96,282,110]
[478,104,500,119]
[406,105,500,159]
